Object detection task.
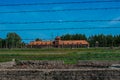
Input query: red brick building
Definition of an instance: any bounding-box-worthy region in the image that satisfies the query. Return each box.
[28,37,89,48]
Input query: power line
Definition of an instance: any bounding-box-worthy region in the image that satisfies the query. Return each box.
[0,20,120,24]
[0,0,120,6]
[0,7,120,14]
[4,38,51,41]
[0,27,120,31]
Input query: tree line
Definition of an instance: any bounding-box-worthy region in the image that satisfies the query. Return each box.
[0,32,120,48]
[60,34,120,47]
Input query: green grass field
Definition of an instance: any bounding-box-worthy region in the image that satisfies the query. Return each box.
[0,48,120,63]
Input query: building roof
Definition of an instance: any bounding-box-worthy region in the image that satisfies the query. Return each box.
[29,41,52,45]
[58,40,89,45]
[29,36,89,46]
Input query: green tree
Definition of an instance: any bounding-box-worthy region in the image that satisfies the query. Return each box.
[61,34,87,40]
[71,34,85,40]
[114,35,120,47]
[106,35,113,47]
[6,32,22,48]
[0,38,2,48]
[61,34,72,40]
[88,34,116,47]
[35,38,42,41]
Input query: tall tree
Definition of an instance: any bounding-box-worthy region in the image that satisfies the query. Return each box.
[35,38,42,41]
[106,35,113,47]
[61,34,87,40]
[6,32,21,48]
[61,34,72,40]
[0,38,2,48]
[114,35,120,47]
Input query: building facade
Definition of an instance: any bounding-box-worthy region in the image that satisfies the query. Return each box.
[28,37,89,48]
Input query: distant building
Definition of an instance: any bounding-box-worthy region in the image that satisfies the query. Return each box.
[28,37,89,48]
[28,41,52,48]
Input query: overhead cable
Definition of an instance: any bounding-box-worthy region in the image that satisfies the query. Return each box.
[0,27,120,31]
[0,7,120,14]
[0,1,120,6]
[0,20,120,24]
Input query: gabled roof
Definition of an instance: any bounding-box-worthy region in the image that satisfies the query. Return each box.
[29,37,89,46]
[29,41,52,45]
[58,40,89,45]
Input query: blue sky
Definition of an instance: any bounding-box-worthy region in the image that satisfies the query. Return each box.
[0,0,120,42]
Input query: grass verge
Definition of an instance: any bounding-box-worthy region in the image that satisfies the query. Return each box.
[0,49,120,63]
